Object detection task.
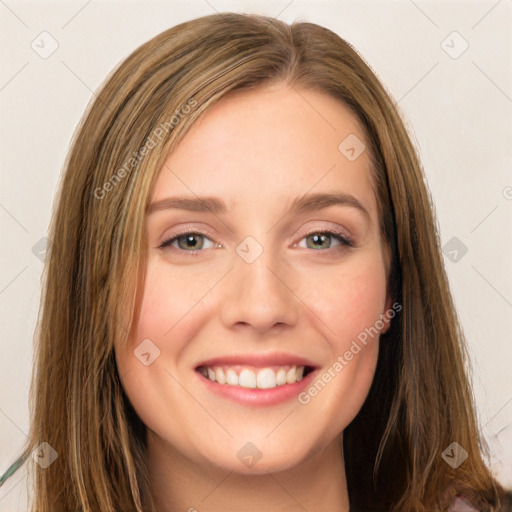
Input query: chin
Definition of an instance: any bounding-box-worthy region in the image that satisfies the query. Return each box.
[199,435,328,476]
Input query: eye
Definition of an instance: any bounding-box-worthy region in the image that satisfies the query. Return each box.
[158,232,217,253]
[297,229,354,251]
[157,228,354,255]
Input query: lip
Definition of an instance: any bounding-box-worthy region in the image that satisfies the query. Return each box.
[195,352,318,369]
[194,352,320,407]
[195,367,318,406]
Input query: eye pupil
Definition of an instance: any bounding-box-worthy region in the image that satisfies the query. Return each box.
[179,234,203,250]
[308,233,330,250]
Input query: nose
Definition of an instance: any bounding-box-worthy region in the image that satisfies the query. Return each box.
[220,246,299,334]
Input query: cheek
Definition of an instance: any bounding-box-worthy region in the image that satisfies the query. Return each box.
[115,259,205,413]
[114,261,211,449]
[115,256,230,419]
[294,255,386,422]
[132,258,217,351]
[298,254,388,344]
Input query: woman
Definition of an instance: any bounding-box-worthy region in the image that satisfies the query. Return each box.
[1,12,510,512]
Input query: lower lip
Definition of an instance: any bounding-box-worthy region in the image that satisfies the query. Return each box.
[195,369,318,407]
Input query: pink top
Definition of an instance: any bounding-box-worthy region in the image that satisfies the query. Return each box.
[448,495,479,512]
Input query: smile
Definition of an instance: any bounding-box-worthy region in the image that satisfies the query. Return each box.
[196,364,313,389]
[194,352,319,406]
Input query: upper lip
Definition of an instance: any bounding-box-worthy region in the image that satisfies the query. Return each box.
[195,352,319,369]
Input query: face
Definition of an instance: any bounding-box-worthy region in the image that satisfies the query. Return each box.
[115,82,393,475]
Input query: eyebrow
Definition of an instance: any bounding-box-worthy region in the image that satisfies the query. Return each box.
[146,192,370,222]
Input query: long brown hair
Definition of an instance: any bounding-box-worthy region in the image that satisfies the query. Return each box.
[2,12,508,511]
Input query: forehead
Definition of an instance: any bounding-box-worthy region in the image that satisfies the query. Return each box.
[150,83,377,222]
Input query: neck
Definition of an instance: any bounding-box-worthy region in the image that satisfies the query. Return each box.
[147,432,349,512]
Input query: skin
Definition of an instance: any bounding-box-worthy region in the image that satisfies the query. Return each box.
[115,82,393,512]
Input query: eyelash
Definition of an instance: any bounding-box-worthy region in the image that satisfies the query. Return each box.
[157,228,354,255]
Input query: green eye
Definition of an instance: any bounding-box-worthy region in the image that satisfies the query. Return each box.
[159,232,216,252]
[158,229,353,255]
[300,230,353,250]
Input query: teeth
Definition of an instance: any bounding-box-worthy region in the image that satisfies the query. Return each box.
[276,368,287,386]
[286,366,297,384]
[239,369,257,388]
[215,367,226,384]
[199,365,307,388]
[257,368,276,389]
[226,368,238,386]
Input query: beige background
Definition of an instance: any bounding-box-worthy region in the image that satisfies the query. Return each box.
[1,0,511,509]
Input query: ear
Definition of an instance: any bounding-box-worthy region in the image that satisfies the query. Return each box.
[380,293,394,335]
